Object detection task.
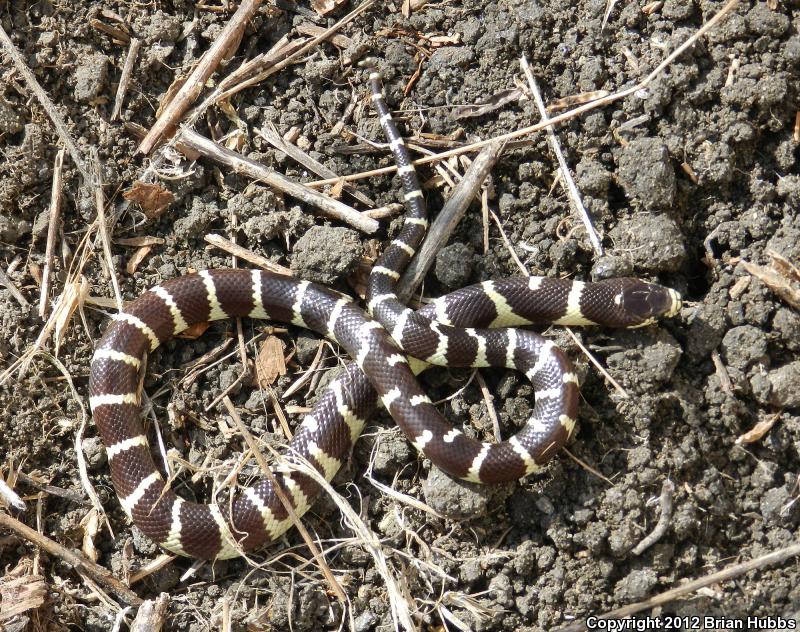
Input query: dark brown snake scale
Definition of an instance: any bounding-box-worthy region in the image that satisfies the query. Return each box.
[88,70,682,559]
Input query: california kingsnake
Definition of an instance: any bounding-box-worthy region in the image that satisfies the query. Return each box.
[88,70,682,560]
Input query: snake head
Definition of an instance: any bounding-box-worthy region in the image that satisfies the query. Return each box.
[614,280,682,327]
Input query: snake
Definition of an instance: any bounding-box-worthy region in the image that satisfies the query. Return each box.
[88,70,682,560]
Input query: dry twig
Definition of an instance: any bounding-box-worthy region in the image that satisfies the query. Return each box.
[39,149,67,319]
[179,130,378,233]
[558,542,800,632]
[138,0,263,154]
[0,512,141,606]
[631,479,675,555]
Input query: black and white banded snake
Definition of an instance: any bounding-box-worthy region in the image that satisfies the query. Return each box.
[88,69,682,559]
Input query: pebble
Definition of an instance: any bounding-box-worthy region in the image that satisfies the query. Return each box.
[421,465,491,518]
[81,436,107,469]
[767,362,800,408]
[617,138,676,210]
[614,569,658,601]
[73,53,109,103]
[435,242,475,288]
[720,325,768,370]
[290,226,363,286]
[772,308,800,352]
[609,214,686,273]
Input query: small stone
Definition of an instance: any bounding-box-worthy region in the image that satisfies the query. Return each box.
[591,255,633,280]
[745,2,790,37]
[354,610,378,632]
[720,325,768,370]
[74,54,109,103]
[290,226,363,286]
[434,242,474,289]
[488,573,514,608]
[773,308,800,352]
[760,486,790,522]
[614,569,658,601]
[371,432,413,478]
[617,138,676,210]
[421,465,492,518]
[81,436,107,469]
[767,362,800,408]
[609,214,686,273]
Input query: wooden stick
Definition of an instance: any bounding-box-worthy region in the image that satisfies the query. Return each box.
[39,149,66,319]
[180,129,378,233]
[138,0,263,154]
[130,593,169,631]
[0,511,142,606]
[0,265,29,308]
[204,233,292,275]
[255,125,375,207]
[112,37,141,122]
[396,142,505,302]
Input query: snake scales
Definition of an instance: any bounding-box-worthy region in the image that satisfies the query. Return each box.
[88,70,681,559]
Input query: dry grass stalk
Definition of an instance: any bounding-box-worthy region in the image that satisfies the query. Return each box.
[91,149,123,310]
[740,252,800,310]
[565,327,630,399]
[0,264,28,308]
[39,149,66,318]
[128,554,176,586]
[521,55,603,256]
[474,372,502,441]
[255,125,375,206]
[111,37,140,121]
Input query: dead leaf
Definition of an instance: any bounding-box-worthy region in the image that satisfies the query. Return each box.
[126,245,153,275]
[427,33,461,47]
[80,508,100,562]
[156,72,189,118]
[256,336,286,387]
[123,181,174,219]
[735,414,780,445]
[53,278,89,356]
[177,322,210,339]
[452,89,523,120]
[767,249,800,283]
[310,0,347,16]
[740,257,800,310]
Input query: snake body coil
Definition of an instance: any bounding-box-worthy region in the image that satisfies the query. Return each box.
[88,73,681,559]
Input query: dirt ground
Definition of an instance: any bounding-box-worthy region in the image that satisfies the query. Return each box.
[1,0,799,630]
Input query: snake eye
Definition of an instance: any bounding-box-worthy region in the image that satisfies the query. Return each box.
[620,283,682,325]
